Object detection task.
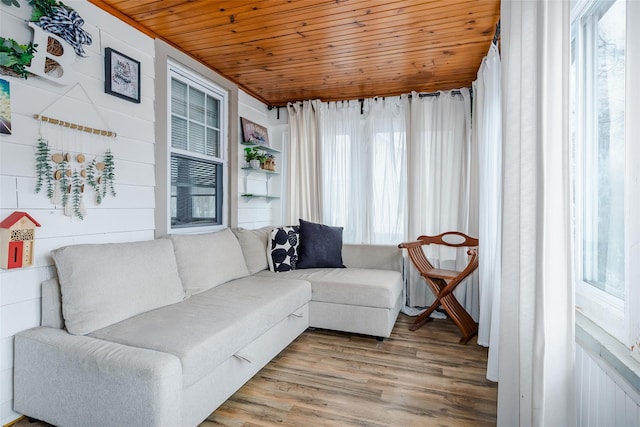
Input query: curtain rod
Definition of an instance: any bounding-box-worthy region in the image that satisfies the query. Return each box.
[270,90,465,113]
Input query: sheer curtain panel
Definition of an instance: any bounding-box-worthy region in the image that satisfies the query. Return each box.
[473,42,502,382]
[406,90,478,313]
[499,1,575,426]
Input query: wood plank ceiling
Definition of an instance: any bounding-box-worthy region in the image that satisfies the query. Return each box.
[89,0,500,107]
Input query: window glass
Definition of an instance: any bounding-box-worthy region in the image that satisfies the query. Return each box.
[581,0,626,299]
[168,68,226,230]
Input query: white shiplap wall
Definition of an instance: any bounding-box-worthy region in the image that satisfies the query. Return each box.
[576,344,640,426]
[0,2,156,424]
[237,91,288,229]
[0,4,280,425]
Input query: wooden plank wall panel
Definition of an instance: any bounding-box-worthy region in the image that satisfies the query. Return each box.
[576,344,640,426]
[0,3,157,425]
[91,0,501,106]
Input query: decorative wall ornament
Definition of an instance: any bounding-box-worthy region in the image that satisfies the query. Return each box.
[35,142,116,219]
[104,48,140,103]
[25,23,78,84]
[0,211,41,269]
[32,83,117,219]
[30,0,92,56]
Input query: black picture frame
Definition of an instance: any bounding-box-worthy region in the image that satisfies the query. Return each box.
[104,48,141,103]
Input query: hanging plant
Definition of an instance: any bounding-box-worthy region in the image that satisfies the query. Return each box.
[71,169,83,219]
[34,138,54,199]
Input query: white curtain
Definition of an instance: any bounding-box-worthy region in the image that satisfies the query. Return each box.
[319,98,406,244]
[406,90,478,313]
[286,100,322,223]
[291,92,477,316]
[498,1,574,426]
[318,97,408,244]
[473,42,502,382]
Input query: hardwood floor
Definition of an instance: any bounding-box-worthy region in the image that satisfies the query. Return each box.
[14,314,497,427]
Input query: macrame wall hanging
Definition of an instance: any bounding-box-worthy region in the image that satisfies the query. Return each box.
[34,83,117,220]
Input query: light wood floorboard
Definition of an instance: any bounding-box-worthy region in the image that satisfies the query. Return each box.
[14,314,497,427]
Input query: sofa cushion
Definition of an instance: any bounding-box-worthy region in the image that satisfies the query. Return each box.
[171,228,249,294]
[296,219,345,269]
[52,239,186,335]
[256,268,403,309]
[269,226,300,272]
[90,276,311,388]
[231,226,272,274]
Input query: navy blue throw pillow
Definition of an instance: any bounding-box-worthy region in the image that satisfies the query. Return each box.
[269,226,299,272]
[296,219,345,269]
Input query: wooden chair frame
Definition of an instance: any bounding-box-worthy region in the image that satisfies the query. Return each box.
[399,231,479,344]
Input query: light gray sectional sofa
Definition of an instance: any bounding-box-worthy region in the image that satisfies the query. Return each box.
[13,226,403,427]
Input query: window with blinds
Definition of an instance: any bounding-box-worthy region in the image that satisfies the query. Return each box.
[169,65,227,229]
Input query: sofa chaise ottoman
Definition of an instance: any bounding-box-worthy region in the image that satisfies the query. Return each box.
[13,225,404,427]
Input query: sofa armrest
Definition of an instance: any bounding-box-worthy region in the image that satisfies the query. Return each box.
[342,244,403,272]
[14,327,183,427]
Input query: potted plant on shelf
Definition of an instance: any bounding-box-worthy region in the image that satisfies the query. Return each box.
[244,147,262,169]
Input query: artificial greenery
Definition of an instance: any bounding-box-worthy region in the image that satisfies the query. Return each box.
[35,147,116,219]
[85,158,101,204]
[0,37,37,78]
[34,138,54,199]
[71,169,83,219]
[57,159,69,208]
[102,150,116,198]
[28,0,64,21]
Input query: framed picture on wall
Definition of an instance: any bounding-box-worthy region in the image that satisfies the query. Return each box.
[0,78,11,135]
[240,117,270,147]
[104,48,141,103]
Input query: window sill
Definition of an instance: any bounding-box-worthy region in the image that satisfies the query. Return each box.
[576,311,640,393]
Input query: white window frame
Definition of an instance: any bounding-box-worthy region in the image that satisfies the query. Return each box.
[572,0,640,359]
[166,60,228,234]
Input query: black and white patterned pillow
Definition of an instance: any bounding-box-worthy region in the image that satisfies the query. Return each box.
[269,226,300,272]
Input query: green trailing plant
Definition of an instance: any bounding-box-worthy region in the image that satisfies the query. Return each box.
[102,149,116,198]
[0,37,37,78]
[34,138,54,199]
[71,169,83,219]
[85,158,101,204]
[57,159,69,208]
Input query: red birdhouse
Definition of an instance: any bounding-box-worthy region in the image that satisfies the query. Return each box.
[0,212,41,269]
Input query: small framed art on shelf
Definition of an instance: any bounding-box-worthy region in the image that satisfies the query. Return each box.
[240,117,269,147]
